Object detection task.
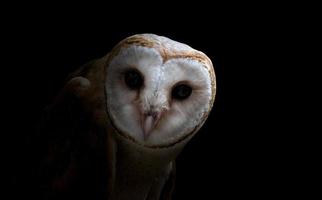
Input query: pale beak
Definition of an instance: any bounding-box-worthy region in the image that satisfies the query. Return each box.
[142,111,161,140]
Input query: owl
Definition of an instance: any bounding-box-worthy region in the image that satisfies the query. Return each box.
[38,34,216,200]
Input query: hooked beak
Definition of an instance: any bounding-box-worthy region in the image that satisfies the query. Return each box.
[141,111,162,140]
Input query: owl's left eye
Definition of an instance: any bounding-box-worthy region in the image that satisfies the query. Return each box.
[124,69,143,90]
[172,84,192,100]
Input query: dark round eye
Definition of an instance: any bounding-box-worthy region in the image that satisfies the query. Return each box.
[124,69,143,90]
[172,84,192,100]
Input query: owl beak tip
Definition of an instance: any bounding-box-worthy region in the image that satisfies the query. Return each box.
[142,112,161,140]
[143,115,155,140]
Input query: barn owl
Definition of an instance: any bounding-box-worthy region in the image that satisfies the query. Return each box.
[39,34,216,200]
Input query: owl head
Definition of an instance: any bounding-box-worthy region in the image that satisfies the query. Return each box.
[105,34,216,148]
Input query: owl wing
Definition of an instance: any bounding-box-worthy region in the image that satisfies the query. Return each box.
[146,161,176,200]
[36,77,92,197]
[36,58,116,199]
[159,162,176,200]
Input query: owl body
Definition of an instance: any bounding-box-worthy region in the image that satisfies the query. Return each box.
[40,34,216,200]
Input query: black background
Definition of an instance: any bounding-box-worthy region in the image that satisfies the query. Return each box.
[4,7,310,199]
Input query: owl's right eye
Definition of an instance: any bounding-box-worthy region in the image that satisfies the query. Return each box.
[124,69,143,90]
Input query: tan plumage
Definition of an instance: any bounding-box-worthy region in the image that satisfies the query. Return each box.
[39,34,216,200]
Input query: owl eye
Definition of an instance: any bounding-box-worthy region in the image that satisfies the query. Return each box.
[172,84,192,100]
[124,69,143,90]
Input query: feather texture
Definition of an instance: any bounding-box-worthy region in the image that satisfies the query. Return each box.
[37,34,215,200]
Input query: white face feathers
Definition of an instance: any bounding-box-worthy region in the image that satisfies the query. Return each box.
[105,34,216,147]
